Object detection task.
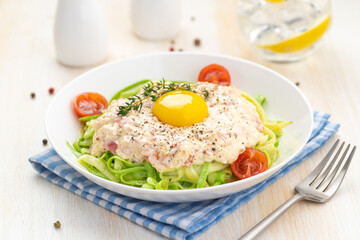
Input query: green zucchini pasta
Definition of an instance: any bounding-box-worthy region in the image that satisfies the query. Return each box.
[68,80,291,190]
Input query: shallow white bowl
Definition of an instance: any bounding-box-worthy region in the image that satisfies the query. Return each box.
[45,53,313,202]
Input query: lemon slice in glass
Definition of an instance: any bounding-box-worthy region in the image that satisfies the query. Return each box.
[258,15,331,53]
[264,0,284,2]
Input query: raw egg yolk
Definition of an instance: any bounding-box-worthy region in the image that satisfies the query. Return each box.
[152,90,208,127]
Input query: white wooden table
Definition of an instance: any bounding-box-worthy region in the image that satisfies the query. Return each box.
[1,0,360,239]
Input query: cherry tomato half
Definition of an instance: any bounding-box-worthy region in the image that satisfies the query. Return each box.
[231,148,268,180]
[198,64,231,86]
[73,92,108,117]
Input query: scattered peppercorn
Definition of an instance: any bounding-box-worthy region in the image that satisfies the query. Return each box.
[49,87,55,94]
[30,92,36,99]
[178,48,183,52]
[170,39,175,44]
[191,16,196,21]
[295,82,300,86]
[42,139,48,146]
[54,221,61,229]
[169,47,174,52]
[194,38,201,47]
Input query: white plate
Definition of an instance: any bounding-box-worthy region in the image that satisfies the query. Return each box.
[45,53,313,202]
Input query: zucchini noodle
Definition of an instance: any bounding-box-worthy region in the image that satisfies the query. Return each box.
[68,80,291,190]
[239,91,291,167]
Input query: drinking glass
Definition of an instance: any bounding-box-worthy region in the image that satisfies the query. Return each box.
[238,0,331,62]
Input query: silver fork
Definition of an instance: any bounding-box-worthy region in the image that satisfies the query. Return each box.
[239,140,356,240]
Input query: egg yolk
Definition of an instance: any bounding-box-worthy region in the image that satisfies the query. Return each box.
[152,90,208,127]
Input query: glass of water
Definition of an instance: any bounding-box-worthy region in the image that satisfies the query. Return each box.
[238,0,331,62]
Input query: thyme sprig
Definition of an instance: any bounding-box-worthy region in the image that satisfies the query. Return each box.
[118,95,143,116]
[118,80,209,116]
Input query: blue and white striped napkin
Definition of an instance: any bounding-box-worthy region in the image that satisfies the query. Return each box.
[29,111,339,240]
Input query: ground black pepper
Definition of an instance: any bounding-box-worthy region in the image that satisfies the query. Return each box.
[54,221,61,229]
[194,38,201,47]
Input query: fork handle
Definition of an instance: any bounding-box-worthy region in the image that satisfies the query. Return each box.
[239,193,304,240]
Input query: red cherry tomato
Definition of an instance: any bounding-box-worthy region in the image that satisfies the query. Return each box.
[231,148,268,180]
[198,64,231,86]
[73,92,108,117]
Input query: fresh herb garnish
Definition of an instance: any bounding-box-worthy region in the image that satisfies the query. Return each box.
[117,80,209,116]
[118,95,143,116]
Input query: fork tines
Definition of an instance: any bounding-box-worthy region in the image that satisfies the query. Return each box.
[307,139,356,194]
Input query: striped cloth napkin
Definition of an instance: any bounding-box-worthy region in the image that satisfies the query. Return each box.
[29,111,339,240]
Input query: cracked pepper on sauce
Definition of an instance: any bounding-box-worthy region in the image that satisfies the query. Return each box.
[91,82,263,172]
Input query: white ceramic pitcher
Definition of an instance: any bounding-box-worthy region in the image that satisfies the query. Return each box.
[131,0,182,40]
[54,0,108,67]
